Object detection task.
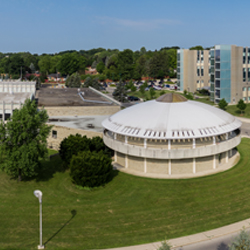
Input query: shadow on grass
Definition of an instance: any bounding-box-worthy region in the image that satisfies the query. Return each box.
[44,209,77,246]
[35,155,67,182]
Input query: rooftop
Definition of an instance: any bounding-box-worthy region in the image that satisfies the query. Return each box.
[36,88,117,107]
[102,94,242,139]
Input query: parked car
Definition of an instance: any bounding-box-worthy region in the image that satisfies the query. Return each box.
[153,86,162,90]
[165,84,170,88]
[128,96,140,101]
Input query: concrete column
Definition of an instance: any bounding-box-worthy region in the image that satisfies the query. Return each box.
[11,101,13,116]
[168,159,171,175]
[193,158,196,174]
[192,138,196,149]
[226,151,229,163]
[213,155,216,169]
[144,138,147,149]
[144,158,147,173]
[125,136,128,144]
[2,101,5,121]
[114,133,117,140]
[226,133,228,140]
[114,151,117,162]
[213,136,216,145]
[125,155,128,168]
[168,139,171,150]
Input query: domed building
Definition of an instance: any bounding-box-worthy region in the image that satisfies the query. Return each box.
[102,93,242,178]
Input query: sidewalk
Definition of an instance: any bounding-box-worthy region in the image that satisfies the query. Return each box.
[100,218,250,250]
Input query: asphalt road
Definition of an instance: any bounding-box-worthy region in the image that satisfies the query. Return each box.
[173,228,250,250]
[241,120,250,137]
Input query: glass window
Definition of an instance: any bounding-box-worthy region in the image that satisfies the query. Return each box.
[215,63,220,69]
[201,66,204,76]
[215,80,220,88]
[215,71,220,78]
[243,97,246,101]
[243,87,247,91]
[52,130,57,139]
[248,87,250,91]
[215,50,220,61]
[248,96,250,101]
[197,68,200,76]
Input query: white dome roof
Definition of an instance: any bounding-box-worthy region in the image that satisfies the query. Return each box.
[102,94,241,139]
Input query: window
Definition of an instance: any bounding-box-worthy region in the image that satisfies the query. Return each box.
[215,71,220,78]
[243,87,247,91]
[52,130,57,139]
[248,87,250,91]
[243,68,246,81]
[197,68,200,76]
[215,50,220,61]
[201,66,204,76]
[243,97,246,101]
[248,96,250,101]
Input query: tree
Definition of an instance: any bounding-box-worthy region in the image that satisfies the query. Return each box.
[0,99,52,181]
[70,151,113,188]
[189,45,204,50]
[65,72,81,88]
[229,228,250,250]
[237,99,246,114]
[96,61,105,74]
[112,80,128,102]
[59,134,91,166]
[83,76,101,90]
[149,87,156,99]
[218,98,228,110]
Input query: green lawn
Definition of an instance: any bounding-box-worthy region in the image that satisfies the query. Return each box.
[226,103,250,118]
[1,139,250,249]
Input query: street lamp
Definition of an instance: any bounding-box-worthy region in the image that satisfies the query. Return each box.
[34,190,44,249]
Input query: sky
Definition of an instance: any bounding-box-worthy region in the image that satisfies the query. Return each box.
[0,0,249,54]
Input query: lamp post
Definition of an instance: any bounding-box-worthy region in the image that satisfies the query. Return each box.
[34,190,44,249]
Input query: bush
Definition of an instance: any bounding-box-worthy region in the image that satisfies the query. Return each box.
[59,135,113,166]
[59,134,91,165]
[157,240,172,250]
[229,228,250,250]
[70,151,113,187]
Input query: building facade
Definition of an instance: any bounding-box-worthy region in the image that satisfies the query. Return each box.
[177,45,250,104]
[177,49,210,93]
[102,93,241,179]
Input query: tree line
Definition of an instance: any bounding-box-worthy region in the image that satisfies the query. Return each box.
[0,46,180,81]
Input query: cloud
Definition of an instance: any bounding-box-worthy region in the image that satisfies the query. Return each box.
[96,16,181,30]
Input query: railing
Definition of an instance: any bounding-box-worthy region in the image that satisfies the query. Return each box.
[103,131,241,160]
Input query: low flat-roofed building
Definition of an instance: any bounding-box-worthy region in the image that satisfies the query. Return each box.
[37,87,121,149]
[0,81,36,120]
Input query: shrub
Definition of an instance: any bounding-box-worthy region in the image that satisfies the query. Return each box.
[157,240,172,250]
[59,134,91,165]
[70,151,113,187]
[90,136,114,157]
[229,228,250,250]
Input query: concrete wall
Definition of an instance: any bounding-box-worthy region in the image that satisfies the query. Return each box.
[117,152,125,166]
[147,159,169,174]
[128,155,144,172]
[171,158,193,174]
[45,106,120,117]
[196,155,213,172]
[47,124,102,150]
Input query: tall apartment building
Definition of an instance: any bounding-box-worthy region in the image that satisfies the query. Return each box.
[177,49,210,93]
[177,45,250,104]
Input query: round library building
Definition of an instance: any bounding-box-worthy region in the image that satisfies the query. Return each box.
[102,93,242,178]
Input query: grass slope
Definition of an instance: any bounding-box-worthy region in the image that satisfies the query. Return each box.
[1,139,250,249]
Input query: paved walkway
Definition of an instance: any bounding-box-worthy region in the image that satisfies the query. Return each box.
[101,218,250,250]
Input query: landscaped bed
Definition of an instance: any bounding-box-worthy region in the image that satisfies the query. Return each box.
[0,139,250,249]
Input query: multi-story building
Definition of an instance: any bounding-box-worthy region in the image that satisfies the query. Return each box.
[177,49,210,93]
[178,45,250,104]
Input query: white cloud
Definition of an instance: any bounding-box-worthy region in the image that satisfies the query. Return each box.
[96,16,181,30]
